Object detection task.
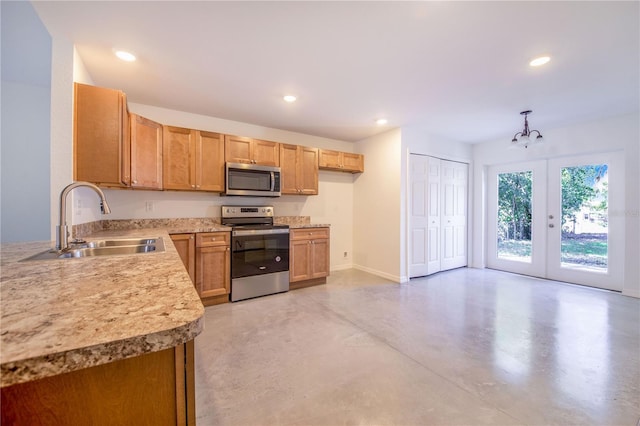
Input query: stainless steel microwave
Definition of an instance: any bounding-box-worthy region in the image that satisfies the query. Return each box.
[225,162,281,197]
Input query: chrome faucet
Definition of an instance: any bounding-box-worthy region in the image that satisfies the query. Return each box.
[56,181,111,251]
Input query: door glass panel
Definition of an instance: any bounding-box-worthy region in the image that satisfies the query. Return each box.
[560,164,608,271]
[497,171,533,262]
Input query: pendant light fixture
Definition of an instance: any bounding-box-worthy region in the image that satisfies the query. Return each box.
[511,110,544,148]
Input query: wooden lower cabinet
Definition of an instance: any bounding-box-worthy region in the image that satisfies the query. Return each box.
[195,232,230,305]
[1,341,196,426]
[171,234,196,284]
[290,227,330,287]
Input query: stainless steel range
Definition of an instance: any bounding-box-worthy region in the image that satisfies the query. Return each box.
[222,206,290,302]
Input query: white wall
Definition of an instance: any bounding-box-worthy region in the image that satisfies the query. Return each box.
[400,124,473,280]
[1,1,51,243]
[353,128,402,281]
[472,113,640,298]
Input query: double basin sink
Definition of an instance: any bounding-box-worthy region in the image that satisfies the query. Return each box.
[23,237,165,261]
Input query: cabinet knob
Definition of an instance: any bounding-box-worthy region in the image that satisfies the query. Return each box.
[211,238,216,241]
[191,185,195,188]
[132,180,137,184]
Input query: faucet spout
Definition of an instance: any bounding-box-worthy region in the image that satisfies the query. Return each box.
[56,181,111,251]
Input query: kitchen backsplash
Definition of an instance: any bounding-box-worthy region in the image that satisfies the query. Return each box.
[72,216,312,238]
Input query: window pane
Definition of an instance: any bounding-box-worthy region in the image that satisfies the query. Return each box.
[560,164,608,271]
[497,171,533,262]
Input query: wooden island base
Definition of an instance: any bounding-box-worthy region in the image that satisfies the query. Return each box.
[1,341,195,426]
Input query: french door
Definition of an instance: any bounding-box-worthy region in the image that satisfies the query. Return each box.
[487,152,624,291]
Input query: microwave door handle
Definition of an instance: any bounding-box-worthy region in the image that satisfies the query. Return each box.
[270,171,275,191]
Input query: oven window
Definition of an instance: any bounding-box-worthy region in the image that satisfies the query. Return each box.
[228,169,271,191]
[232,233,289,278]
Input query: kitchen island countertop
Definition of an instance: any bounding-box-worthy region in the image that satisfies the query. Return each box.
[0,228,204,388]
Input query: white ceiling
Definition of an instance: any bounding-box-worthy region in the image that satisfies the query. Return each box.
[32,1,639,143]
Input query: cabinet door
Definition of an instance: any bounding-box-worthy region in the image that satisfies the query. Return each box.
[253,139,280,166]
[225,135,253,164]
[318,149,342,170]
[196,131,224,192]
[170,234,195,284]
[280,144,300,194]
[310,238,330,279]
[299,146,319,195]
[163,126,196,190]
[74,83,130,187]
[196,245,230,298]
[130,114,163,190]
[290,239,311,282]
[342,153,364,173]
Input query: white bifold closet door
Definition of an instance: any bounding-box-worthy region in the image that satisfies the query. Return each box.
[410,154,468,278]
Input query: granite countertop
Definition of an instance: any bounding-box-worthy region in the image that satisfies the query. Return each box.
[0,228,204,388]
[284,223,331,229]
[0,218,330,388]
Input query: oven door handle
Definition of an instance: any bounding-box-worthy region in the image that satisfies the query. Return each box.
[233,228,290,237]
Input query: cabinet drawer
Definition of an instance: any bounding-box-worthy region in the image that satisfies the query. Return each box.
[291,228,329,240]
[196,232,230,247]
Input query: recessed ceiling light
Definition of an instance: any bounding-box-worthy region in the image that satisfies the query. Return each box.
[529,56,550,67]
[283,95,297,103]
[376,118,388,125]
[114,50,136,62]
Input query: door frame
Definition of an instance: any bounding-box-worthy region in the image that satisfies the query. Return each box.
[486,152,625,291]
[546,152,624,291]
[486,160,548,278]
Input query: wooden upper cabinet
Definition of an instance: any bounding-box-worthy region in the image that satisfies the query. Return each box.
[163,126,224,192]
[342,152,365,173]
[163,126,195,190]
[318,149,364,173]
[253,139,280,166]
[196,131,225,192]
[130,114,163,190]
[225,135,279,166]
[74,83,130,187]
[280,144,318,195]
[280,144,299,194]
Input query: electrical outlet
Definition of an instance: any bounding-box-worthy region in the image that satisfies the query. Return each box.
[75,199,82,216]
[145,201,154,212]
[344,251,348,258]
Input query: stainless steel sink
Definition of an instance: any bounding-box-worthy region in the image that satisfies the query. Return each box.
[81,238,161,248]
[21,237,165,261]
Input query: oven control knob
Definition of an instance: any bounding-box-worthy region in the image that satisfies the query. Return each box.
[275,256,281,262]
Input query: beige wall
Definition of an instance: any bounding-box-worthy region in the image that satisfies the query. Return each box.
[353,128,403,281]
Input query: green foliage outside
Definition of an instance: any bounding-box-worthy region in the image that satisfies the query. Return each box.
[497,164,608,269]
[497,171,532,241]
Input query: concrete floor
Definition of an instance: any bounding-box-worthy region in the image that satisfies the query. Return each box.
[195,268,640,425]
